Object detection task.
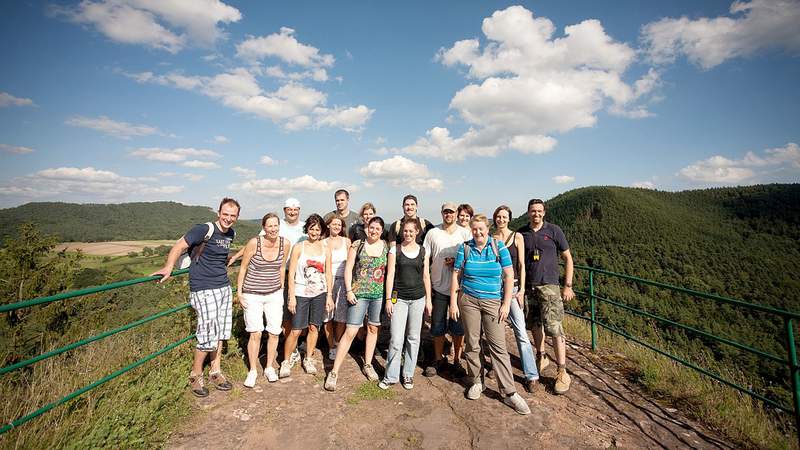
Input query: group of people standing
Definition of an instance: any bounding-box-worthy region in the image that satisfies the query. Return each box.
[152,189,575,415]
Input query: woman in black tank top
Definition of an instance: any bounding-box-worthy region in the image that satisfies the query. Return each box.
[380,218,432,389]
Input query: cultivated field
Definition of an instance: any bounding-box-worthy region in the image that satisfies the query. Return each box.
[55,240,175,256]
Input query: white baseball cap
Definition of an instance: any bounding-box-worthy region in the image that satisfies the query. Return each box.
[284,197,301,208]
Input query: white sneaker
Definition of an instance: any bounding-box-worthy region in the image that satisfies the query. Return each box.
[289,349,301,366]
[244,370,258,388]
[466,382,484,400]
[303,358,318,375]
[503,393,531,415]
[264,366,278,382]
[378,380,393,390]
[279,360,292,378]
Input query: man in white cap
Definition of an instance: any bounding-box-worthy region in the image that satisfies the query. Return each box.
[280,197,305,245]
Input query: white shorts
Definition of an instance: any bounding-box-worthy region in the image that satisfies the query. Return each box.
[242,290,284,335]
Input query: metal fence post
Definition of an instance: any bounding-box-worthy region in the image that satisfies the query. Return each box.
[784,317,800,446]
[590,269,597,351]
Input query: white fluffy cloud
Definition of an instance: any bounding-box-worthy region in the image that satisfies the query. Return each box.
[387,6,656,161]
[66,115,161,139]
[232,166,256,178]
[259,155,278,165]
[0,144,35,154]
[632,181,656,189]
[181,160,220,169]
[0,92,35,107]
[53,0,241,53]
[678,142,800,183]
[359,156,443,192]
[214,135,229,143]
[130,147,220,162]
[0,166,184,201]
[236,27,335,67]
[126,68,372,132]
[552,175,575,184]
[641,0,800,69]
[229,174,341,197]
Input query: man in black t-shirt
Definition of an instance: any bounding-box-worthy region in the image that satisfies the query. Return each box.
[519,198,575,395]
[386,194,434,246]
[151,197,240,398]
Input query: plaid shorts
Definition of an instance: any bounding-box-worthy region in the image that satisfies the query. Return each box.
[189,286,233,351]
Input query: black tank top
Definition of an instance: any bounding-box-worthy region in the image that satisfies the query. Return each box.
[394,245,426,300]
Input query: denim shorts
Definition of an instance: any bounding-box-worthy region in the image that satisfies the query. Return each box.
[346,297,382,327]
[430,290,464,337]
[291,293,326,330]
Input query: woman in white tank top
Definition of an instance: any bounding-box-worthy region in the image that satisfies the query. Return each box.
[281,214,333,379]
[323,216,351,360]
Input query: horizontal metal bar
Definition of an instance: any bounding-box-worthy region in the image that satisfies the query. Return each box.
[572,289,787,365]
[0,334,194,435]
[0,269,189,313]
[0,304,190,375]
[564,310,792,413]
[573,264,800,319]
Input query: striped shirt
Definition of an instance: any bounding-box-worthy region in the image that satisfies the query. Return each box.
[454,237,512,299]
[242,236,284,295]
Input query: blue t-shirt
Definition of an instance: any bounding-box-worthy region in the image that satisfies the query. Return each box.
[184,223,234,292]
[454,237,512,299]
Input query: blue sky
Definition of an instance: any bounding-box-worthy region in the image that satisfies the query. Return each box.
[1,0,798,219]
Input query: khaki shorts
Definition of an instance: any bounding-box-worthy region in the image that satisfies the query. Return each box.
[526,284,565,337]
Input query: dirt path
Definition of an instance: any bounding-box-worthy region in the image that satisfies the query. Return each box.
[169,329,730,450]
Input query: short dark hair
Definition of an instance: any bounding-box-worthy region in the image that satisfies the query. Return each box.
[335,189,349,199]
[402,194,418,205]
[400,216,421,233]
[303,213,328,236]
[492,205,512,226]
[527,198,545,210]
[457,203,473,217]
[261,212,279,227]
[219,197,241,214]
[367,216,385,230]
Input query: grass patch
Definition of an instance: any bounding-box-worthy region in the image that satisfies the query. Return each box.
[564,316,797,449]
[346,381,396,405]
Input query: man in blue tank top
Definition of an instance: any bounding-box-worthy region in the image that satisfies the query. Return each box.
[151,197,239,398]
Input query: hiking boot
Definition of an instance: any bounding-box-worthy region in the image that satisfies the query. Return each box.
[279,360,293,378]
[503,393,531,415]
[452,361,467,378]
[524,378,539,394]
[423,359,445,378]
[402,376,414,390]
[378,380,394,390]
[466,382,485,400]
[537,353,550,372]
[188,373,209,398]
[554,366,571,394]
[303,358,318,375]
[324,371,338,391]
[363,363,379,381]
[264,366,278,383]
[209,371,233,391]
[244,370,258,388]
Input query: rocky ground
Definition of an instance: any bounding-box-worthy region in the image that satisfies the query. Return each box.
[169,326,731,450]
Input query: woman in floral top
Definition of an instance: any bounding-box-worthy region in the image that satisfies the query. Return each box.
[325,216,388,391]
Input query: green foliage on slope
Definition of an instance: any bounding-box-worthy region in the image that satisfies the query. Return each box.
[0,201,262,244]
[511,183,800,407]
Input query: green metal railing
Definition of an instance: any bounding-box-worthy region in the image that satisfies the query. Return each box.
[567,264,800,438]
[0,269,192,435]
[2,263,799,439]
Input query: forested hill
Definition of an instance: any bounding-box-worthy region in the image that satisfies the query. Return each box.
[0,201,261,243]
[511,183,800,311]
